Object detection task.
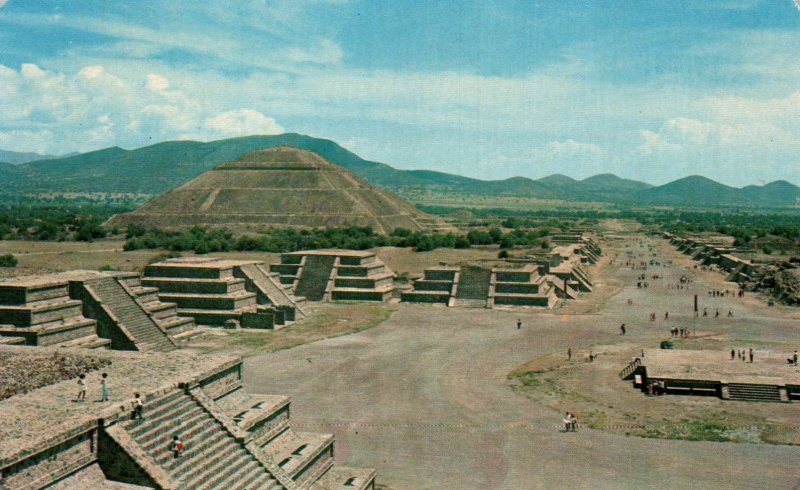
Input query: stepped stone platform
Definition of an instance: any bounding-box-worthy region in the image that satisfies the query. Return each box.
[145,257,305,328]
[272,250,395,303]
[107,146,454,235]
[0,346,377,489]
[0,270,204,352]
[0,272,111,350]
[401,264,559,309]
[621,349,800,402]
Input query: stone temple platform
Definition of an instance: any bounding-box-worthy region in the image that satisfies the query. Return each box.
[0,346,376,489]
[622,349,800,402]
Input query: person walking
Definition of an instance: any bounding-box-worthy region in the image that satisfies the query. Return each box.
[75,374,87,402]
[749,348,753,363]
[100,373,109,402]
[570,413,578,432]
[171,435,185,459]
[517,319,522,330]
[728,309,734,318]
[730,349,735,360]
[133,393,144,421]
[794,351,798,366]
[620,324,626,335]
[567,348,572,361]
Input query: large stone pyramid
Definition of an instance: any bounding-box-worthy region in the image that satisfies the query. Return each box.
[107,147,452,234]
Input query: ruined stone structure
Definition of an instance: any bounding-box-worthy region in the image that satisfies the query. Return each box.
[0,347,376,489]
[665,232,800,305]
[0,273,111,350]
[144,257,306,328]
[401,264,559,308]
[271,250,395,302]
[400,236,599,308]
[621,349,800,402]
[106,147,454,235]
[0,271,206,351]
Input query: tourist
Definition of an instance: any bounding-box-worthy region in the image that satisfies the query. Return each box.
[133,393,144,420]
[100,373,109,402]
[679,326,684,337]
[794,351,798,366]
[517,319,521,330]
[703,307,708,317]
[563,412,573,432]
[728,309,733,318]
[715,308,719,318]
[570,413,578,432]
[749,348,753,363]
[75,374,87,402]
[731,349,735,360]
[567,348,572,361]
[620,324,626,335]
[172,435,184,459]
[664,312,669,320]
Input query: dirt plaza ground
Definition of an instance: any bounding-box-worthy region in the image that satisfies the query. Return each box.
[241,230,800,489]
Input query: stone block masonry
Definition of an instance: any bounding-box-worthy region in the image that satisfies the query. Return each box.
[0,347,377,489]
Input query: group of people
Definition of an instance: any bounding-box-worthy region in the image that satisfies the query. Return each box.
[74,377,186,459]
[700,307,733,318]
[562,412,578,432]
[731,348,754,363]
[669,326,691,338]
[647,380,666,396]
[75,372,110,402]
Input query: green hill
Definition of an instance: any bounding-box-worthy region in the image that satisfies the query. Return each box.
[2,133,798,208]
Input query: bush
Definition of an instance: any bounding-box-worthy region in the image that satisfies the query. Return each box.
[0,254,18,267]
[762,244,774,255]
[498,249,510,259]
[660,340,674,349]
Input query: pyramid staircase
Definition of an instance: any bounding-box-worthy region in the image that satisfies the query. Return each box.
[0,275,111,349]
[294,255,337,302]
[454,267,491,308]
[115,389,284,489]
[81,276,176,352]
[217,386,376,489]
[117,275,203,343]
[273,250,395,303]
[722,383,789,402]
[235,263,307,319]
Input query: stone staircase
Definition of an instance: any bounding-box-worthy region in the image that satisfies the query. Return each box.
[724,383,788,402]
[83,277,175,352]
[117,276,203,344]
[236,263,306,318]
[454,267,491,307]
[295,255,336,302]
[119,389,282,489]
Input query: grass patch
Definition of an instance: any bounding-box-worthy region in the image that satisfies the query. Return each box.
[187,303,394,357]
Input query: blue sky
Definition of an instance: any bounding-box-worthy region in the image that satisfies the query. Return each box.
[1,0,800,186]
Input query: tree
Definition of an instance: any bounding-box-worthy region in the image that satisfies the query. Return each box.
[0,254,18,267]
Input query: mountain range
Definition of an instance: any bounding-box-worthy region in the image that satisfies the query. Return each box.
[1,133,798,208]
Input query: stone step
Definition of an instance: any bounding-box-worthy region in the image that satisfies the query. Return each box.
[172,432,236,481]
[194,450,256,490]
[122,390,188,433]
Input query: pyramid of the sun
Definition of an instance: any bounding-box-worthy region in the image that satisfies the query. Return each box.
[107,147,453,234]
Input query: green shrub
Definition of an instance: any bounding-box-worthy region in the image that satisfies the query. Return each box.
[0,254,18,267]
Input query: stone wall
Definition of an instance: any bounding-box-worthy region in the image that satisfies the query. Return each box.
[199,362,242,400]
[1,428,97,490]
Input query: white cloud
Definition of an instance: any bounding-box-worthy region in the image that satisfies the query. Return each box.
[79,65,105,79]
[146,73,169,92]
[286,39,343,64]
[202,109,285,138]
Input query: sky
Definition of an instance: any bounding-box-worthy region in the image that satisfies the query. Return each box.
[1,0,800,186]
